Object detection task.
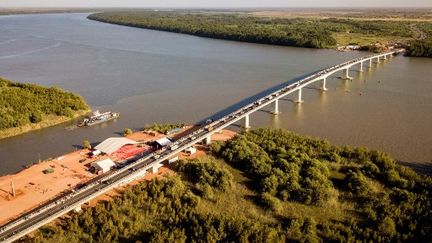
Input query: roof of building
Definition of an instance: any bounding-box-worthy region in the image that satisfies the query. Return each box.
[155,137,172,147]
[95,137,137,155]
[185,146,196,152]
[91,158,116,171]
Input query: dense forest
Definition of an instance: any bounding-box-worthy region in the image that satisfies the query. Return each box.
[0,77,89,130]
[28,128,432,242]
[88,11,432,52]
[406,40,432,57]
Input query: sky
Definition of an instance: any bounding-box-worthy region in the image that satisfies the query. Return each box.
[0,0,431,8]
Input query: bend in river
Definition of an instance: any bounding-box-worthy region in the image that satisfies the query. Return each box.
[0,13,431,175]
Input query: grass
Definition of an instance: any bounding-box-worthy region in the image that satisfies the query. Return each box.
[332,32,411,46]
[249,9,432,22]
[194,159,277,224]
[193,157,357,227]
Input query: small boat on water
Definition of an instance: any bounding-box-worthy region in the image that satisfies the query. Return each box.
[78,110,119,127]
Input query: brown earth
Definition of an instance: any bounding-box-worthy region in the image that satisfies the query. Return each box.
[0,149,99,225]
[0,126,237,226]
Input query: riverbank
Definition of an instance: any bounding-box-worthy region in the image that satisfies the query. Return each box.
[87,10,432,51]
[0,110,89,140]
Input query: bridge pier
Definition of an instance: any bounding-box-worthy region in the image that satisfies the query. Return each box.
[151,163,162,174]
[296,88,304,103]
[204,135,212,145]
[320,77,328,91]
[244,114,250,128]
[359,61,363,72]
[74,205,82,212]
[369,58,372,67]
[272,99,280,114]
[344,68,353,80]
[383,55,387,60]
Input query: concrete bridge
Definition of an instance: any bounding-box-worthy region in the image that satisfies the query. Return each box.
[0,50,398,243]
[199,50,397,141]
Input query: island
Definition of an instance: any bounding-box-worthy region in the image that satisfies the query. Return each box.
[0,77,90,139]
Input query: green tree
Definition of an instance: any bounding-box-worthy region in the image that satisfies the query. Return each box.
[82,139,91,149]
[123,128,133,136]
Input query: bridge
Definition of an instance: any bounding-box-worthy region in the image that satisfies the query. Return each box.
[0,50,398,242]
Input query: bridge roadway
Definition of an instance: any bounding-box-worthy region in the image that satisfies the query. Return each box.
[0,50,398,242]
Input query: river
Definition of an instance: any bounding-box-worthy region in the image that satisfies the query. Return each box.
[0,13,431,175]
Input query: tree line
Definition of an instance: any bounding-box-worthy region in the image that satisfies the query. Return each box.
[87,11,432,52]
[406,40,432,57]
[145,123,185,135]
[0,77,89,130]
[88,12,339,49]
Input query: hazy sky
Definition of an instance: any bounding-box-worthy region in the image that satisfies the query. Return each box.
[1,0,431,8]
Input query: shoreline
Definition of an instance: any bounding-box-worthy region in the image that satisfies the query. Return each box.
[87,15,339,51]
[0,109,90,140]
[86,11,409,53]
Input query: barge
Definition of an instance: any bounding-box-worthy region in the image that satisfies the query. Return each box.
[78,110,119,127]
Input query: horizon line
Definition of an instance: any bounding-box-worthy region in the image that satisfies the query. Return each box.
[1,6,432,10]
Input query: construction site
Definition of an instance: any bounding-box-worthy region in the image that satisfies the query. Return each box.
[0,125,236,226]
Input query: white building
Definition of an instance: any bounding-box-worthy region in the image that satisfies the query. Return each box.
[91,158,116,174]
[154,137,172,149]
[95,137,137,155]
[90,150,101,157]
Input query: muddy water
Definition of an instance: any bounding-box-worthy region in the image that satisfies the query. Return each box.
[0,13,431,175]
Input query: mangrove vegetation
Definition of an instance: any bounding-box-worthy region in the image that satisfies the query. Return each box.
[145,123,185,135]
[406,40,432,57]
[0,77,89,138]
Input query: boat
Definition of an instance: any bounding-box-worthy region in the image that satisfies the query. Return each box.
[77,110,120,127]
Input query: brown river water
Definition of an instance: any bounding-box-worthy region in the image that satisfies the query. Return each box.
[0,13,431,175]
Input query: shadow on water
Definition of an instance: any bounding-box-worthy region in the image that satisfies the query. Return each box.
[256,109,272,115]
[72,144,82,150]
[398,160,432,176]
[114,131,124,136]
[197,72,317,124]
[279,97,295,102]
